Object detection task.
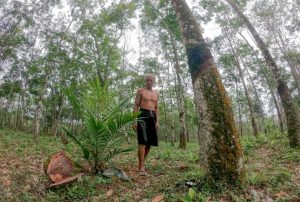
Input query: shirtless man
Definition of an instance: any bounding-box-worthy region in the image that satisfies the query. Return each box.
[133,74,159,175]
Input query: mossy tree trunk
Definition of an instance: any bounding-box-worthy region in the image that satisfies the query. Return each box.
[171,0,245,184]
[226,0,300,148]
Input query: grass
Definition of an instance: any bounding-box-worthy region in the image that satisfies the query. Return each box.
[0,129,299,201]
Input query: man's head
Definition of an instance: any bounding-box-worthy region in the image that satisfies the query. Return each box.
[144,74,155,89]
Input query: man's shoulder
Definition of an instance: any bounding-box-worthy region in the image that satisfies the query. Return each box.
[136,88,145,94]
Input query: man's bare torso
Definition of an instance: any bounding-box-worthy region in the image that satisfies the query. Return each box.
[136,88,158,111]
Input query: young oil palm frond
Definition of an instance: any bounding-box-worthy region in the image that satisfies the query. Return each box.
[64,78,139,174]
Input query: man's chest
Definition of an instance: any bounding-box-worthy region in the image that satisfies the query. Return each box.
[141,91,157,102]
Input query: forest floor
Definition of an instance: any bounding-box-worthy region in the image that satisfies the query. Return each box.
[0,129,299,202]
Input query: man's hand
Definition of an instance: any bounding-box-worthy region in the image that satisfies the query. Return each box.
[155,122,159,130]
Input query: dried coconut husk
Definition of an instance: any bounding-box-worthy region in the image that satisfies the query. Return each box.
[44,151,74,183]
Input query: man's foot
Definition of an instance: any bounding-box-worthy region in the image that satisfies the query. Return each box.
[138,170,147,176]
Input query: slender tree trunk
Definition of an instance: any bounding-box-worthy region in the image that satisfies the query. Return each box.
[170,35,188,149]
[224,28,259,136]
[241,59,264,113]
[272,30,300,96]
[155,57,167,142]
[167,60,176,145]
[33,76,49,139]
[240,58,266,132]
[158,81,168,142]
[184,101,190,143]
[221,14,263,130]
[161,91,168,142]
[16,93,22,130]
[172,0,245,184]
[50,93,64,136]
[236,82,243,136]
[170,103,176,146]
[3,84,14,129]
[226,0,300,147]
[18,90,25,131]
[236,30,284,133]
[138,25,143,71]
[34,97,42,141]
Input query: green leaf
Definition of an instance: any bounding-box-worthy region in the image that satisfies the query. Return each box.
[103,147,134,163]
[188,188,196,200]
[63,127,90,160]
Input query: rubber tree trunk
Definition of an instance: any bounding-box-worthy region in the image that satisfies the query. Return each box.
[19,86,27,131]
[34,98,42,141]
[226,0,300,147]
[236,82,243,136]
[172,0,245,184]
[50,94,64,136]
[273,30,300,96]
[170,34,188,149]
[224,28,259,137]
[33,78,49,139]
[167,60,177,146]
[236,30,284,133]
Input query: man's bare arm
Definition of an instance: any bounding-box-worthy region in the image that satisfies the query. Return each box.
[133,89,142,131]
[155,91,159,124]
[133,89,142,112]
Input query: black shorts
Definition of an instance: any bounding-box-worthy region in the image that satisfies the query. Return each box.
[137,108,158,146]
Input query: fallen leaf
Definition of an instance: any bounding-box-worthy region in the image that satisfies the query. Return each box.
[2,178,11,186]
[152,194,164,202]
[178,161,188,171]
[275,191,288,199]
[106,189,113,198]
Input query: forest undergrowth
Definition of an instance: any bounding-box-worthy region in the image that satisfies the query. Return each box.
[0,129,299,201]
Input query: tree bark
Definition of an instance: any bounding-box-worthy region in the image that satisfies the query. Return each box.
[226,0,300,147]
[172,0,245,184]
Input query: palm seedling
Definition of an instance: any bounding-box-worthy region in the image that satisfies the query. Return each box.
[64,78,139,174]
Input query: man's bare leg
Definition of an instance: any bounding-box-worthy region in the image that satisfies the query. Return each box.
[144,145,151,159]
[138,144,146,172]
[144,145,151,171]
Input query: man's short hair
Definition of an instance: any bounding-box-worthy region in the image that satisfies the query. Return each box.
[144,73,155,81]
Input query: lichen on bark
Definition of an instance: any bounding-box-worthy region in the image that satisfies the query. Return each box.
[194,65,245,184]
